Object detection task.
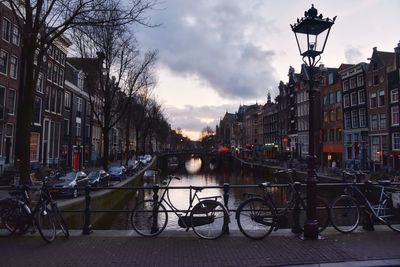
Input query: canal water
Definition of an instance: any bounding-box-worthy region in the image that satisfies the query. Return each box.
[111,156,342,231]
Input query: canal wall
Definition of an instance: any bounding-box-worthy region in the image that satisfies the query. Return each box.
[60,159,157,230]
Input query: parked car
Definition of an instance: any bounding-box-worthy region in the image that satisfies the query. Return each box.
[88,170,110,187]
[126,160,139,175]
[46,171,89,198]
[108,166,127,181]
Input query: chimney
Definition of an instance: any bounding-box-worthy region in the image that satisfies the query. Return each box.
[373,46,377,52]
[395,41,400,54]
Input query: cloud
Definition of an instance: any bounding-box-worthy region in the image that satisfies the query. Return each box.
[344,46,364,64]
[137,0,278,101]
[164,103,239,134]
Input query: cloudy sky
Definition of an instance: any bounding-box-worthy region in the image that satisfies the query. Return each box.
[136,0,400,140]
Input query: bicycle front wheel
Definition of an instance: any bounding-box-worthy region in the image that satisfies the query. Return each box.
[383,199,400,232]
[297,197,330,233]
[191,200,228,240]
[330,195,360,233]
[237,198,274,240]
[36,205,56,243]
[130,200,168,237]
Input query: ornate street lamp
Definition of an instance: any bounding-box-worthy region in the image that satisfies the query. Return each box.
[291,4,336,239]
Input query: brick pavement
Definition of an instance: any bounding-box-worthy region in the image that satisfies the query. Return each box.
[1,228,400,267]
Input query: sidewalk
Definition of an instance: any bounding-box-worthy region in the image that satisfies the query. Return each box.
[2,226,400,267]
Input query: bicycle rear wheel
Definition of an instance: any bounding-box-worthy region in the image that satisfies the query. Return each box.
[130,200,168,237]
[236,198,274,240]
[330,195,360,233]
[297,197,330,233]
[383,199,400,232]
[0,199,17,236]
[191,200,228,240]
[36,204,56,243]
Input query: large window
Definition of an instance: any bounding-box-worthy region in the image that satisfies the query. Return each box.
[344,112,351,129]
[357,74,364,87]
[391,89,399,103]
[36,72,44,93]
[329,92,335,105]
[64,91,71,109]
[358,90,366,104]
[378,90,385,106]
[0,86,5,119]
[393,133,400,150]
[343,80,349,91]
[56,90,62,114]
[370,92,377,108]
[359,108,367,128]
[330,109,336,122]
[351,110,358,128]
[30,133,40,161]
[371,136,380,161]
[77,97,82,114]
[9,55,17,79]
[323,95,328,105]
[33,97,42,125]
[2,18,10,42]
[351,92,358,106]
[371,114,378,130]
[7,89,15,115]
[350,77,356,89]
[379,113,386,129]
[344,94,350,108]
[329,129,334,142]
[392,106,399,126]
[336,91,341,103]
[336,128,342,142]
[0,50,9,75]
[64,119,70,135]
[336,107,342,121]
[11,25,20,46]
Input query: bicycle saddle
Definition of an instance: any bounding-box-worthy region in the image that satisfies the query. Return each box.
[377,180,391,186]
[191,186,204,191]
[259,182,271,187]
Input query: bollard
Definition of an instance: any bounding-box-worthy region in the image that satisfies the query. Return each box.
[82,185,93,235]
[151,184,160,234]
[362,182,374,231]
[291,183,302,234]
[223,183,230,234]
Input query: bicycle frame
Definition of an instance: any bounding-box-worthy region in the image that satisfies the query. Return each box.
[263,183,303,218]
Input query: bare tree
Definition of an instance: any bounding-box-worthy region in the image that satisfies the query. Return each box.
[3,0,158,183]
[70,10,157,171]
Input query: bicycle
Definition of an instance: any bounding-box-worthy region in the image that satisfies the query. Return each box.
[236,169,330,240]
[0,178,69,242]
[130,175,229,240]
[330,179,400,233]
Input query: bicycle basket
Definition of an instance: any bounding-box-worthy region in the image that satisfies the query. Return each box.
[392,192,400,209]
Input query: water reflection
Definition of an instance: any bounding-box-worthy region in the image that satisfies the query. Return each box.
[185,157,202,174]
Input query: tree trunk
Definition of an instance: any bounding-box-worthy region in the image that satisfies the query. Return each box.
[135,128,140,156]
[125,117,130,165]
[15,37,36,185]
[102,129,110,171]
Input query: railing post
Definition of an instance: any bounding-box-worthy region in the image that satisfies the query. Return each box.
[223,183,230,234]
[291,183,302,234]
[151,184,160,234]
[362,182,374,231]
[82,185,92,235]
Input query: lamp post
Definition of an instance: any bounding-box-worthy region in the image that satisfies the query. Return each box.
[291,4,336,239]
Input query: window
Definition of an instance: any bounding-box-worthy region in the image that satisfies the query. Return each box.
[370,92,377,108]
[11,25,20,46]
[378,90,385,106]
[359,108,367,127]
[53,64,58,83]
[77,97,82,113]
[7,89,15,115]
[45,86,50,111]
[351,110,358,128]
[36,73,44,93]
[51,88,57,113]
[76,121,81,137]
[64,119,70,135]
[0,50,9,75]
[371,136,380,161]
[47,62,52,80]
[323,129,327,142]
[64,91,71,109]
[59,69,64,87]
[357,74,364,87]
[350,77,356,89]
[336,91,341,103]
[86,124,90,138]
[323,95,328,105]
[329,92,335,104]
[329,129,334,141]
[344,94,350,108]
[351,92,358,106]
[30,133,40,161]
[33,97,42,125]
[358,90,366,104]
[392,106,399,126]
[56,91,62,114]
[344,112,351,129]
[379,113,386,129]
[328,73,334,85]
[393,133,400,150]
[391,89,399,103]
[343,80,349,91]
[330,109,336,122]
[336,128,342,142]
[336,107,342,121]
[78,74,84,89]
[9,55,17,79]
[0,86,5,119]
[371,114,378,130]
[2,18,10,42]
[323,111,328,123]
